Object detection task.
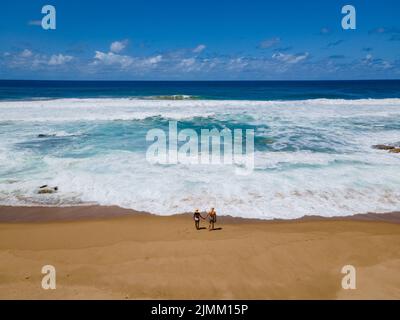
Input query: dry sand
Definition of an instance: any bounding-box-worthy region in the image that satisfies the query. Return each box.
[0,206,399,300]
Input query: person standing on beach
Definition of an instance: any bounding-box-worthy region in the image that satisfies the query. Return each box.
[206,208,217,231]
[193,209,203,230]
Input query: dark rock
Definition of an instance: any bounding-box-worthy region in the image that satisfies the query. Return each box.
[372,144,395,150]
[37,134,56,138]
[38,186,58,194]
[389,148,400,154]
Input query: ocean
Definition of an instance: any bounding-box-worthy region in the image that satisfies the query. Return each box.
[1,80,400,219]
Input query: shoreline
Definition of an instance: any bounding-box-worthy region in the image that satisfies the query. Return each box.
[0,205,400,224]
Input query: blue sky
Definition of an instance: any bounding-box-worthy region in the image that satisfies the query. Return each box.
[1,0,400,80]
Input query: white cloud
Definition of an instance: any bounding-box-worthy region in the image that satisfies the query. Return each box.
[177,57,218,72]
[193,44,206,53]
[20,49,33,58]
[180,58,196,68]
[227,57,249,70]
[92,46,162,71]
[144,55,162,65]
[110,40,129,53]
[48,54,73,66]
[4,50,73,69]
[93,51,133,68]
[31,55,48,68]
[362,54,392,69]
[259,37,280,49]
[272,52,309,64]
[365,54,373,62]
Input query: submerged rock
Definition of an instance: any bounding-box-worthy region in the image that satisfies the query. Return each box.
[38,186,58,194]
[37,134,56,138]
[258,137,274,144]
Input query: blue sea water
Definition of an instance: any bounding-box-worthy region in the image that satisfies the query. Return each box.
[1,80,400,101]
[0,80,400,219]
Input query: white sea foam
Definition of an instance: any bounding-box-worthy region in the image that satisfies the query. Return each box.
[1,97,400,122]
[1,150,399,219]
[1,98,400,219]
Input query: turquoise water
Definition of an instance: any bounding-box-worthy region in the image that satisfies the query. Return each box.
[1,81,400,219]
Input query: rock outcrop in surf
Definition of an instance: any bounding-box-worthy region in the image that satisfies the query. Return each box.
[37,185,58,194]
[372,144,400,153]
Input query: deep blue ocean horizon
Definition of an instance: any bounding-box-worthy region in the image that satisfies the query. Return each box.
[1,79,400,101]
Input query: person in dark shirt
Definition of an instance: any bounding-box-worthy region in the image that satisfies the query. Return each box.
[193,209,204,230]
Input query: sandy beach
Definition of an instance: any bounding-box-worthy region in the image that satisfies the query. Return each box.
[0,205,399,300]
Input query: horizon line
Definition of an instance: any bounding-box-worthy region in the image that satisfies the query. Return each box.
[1,79,400,82]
